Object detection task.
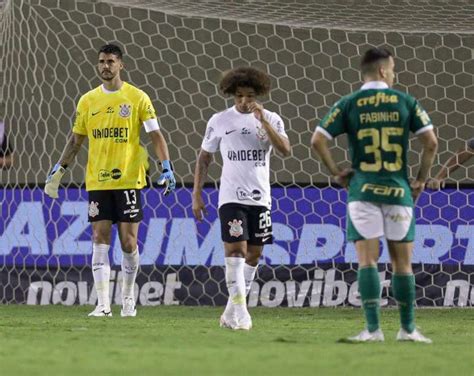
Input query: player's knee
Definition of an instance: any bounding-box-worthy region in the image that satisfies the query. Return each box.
[93,230,110,245]
[391,260,413,274]
[246,251,261,266]
[120,237,137,253]
[226,249,246,258]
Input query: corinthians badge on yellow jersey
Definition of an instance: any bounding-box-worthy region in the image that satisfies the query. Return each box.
[119,104,131,118]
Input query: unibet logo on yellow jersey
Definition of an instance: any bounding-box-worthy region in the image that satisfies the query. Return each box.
[72,82,157,191]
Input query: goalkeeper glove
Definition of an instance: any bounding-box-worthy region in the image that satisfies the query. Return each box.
[45,163,67,199]
[157,160,176,196]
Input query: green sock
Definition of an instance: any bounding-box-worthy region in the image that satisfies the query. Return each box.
[358,266,380,332]
[392,273,416,333]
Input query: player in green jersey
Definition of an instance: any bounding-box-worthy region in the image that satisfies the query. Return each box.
[312,47,438,343]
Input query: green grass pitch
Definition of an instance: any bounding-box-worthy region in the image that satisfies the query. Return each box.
[0,306,472,376]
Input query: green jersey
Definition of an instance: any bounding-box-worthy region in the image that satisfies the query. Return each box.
[318,82,433,207]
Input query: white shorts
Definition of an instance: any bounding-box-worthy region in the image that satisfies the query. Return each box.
[347,201,414,241]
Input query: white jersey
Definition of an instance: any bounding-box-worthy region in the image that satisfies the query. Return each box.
[201,106,288,209]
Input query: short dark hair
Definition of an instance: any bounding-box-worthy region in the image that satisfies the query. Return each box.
[98,44,123,60]
[360,47,393,75]
[219,67,271,96]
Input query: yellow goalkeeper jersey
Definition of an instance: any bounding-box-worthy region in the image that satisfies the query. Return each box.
[72,82,157,191]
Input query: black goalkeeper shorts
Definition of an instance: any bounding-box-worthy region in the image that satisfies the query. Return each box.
[88,189,143,223]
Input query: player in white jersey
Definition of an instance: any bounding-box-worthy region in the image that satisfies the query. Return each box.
[192,67,291,330]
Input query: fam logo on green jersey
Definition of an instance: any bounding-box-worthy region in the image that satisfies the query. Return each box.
[361,183,405,198]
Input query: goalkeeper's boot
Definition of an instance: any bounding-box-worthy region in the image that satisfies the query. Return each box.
[88,305,112,317]
[121,297,137,317]
[396,328,432,344]
[346,328,384,342]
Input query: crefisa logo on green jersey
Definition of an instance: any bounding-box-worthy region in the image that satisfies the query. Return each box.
[98,168,122,182]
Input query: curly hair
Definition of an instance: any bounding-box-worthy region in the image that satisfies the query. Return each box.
[219,67,271,96]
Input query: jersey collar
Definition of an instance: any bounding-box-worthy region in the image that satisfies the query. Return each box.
[232,105,253,115]
[360,81,389,90]
[101,82,126,94]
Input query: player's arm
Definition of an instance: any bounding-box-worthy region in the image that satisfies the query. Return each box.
[311,100,351,186]
[311,130,352,188]
[249,103,290,156]
[427,141,473,189]
[148,128,176,195]
[261,117,291,156]
[411,129,438,199]
[45,132,86,198]
[192,149,212,221]
[141,93,176,195]
[0,154,13,169]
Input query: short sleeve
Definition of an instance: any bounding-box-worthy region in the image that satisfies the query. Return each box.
[266,112,288,139]
[201,115,221,153]
[317,100,346,139]
[139,92,157,122]
[410,100,433,135]
[72,96,88,135]
[468,138,474,150]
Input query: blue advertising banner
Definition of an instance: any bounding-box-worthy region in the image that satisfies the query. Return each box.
[1,187,473,267]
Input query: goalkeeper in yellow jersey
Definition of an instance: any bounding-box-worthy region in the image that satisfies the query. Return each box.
[45,44,176,317]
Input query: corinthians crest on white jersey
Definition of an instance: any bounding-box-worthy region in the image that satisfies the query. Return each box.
[119,104,131,118]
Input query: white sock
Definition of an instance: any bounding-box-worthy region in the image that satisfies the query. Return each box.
[92,243,111,308]
[122,247,139,299]
[244,263,258,296]
[225,257,248,317]
[224,262,257,316]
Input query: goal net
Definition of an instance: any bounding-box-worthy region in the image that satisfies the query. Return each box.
[1,0,472,307]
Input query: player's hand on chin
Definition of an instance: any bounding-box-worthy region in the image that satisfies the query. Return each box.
[248,102,264,121]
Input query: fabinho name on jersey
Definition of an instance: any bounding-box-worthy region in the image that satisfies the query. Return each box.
[92,127,129,143]
[359,111,400,124]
